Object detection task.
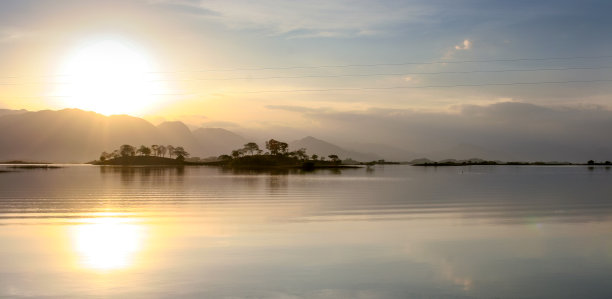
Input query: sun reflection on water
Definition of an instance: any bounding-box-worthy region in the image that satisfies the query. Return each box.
[70,215,146,271]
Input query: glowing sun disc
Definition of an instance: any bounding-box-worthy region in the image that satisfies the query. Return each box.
[55,39,166,115]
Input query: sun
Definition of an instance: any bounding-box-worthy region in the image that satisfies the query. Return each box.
[55,39,168,116]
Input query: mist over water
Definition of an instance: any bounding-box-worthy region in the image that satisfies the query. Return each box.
[1,165,611,298]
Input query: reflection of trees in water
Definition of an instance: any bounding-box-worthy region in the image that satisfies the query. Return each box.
[218,167,347,193]
[267,175,288,190]
[99,166,185,185]
[219,167,346,176]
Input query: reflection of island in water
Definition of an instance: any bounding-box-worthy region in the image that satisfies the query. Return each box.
[100,166,185,185]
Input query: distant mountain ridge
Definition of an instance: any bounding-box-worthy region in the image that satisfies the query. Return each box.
[290,136,380,162]
[0,108,537,163]
[0,109,247,162]
[0,109,394,163]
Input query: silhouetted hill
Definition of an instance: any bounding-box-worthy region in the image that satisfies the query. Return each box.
[192,128,247,157]
[290,136,379,162]
[342,142,422,161]
[429,143,517,161]
[0,109,28,117]
[0,109,246,163]
[157,121,202,155]
[94,156,186,165]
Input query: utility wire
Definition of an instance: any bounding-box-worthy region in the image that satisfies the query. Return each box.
[1,66,611,85]
[2,54,612,79]
[2,79,611,99]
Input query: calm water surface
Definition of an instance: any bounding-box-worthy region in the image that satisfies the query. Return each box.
[0,165,611,298]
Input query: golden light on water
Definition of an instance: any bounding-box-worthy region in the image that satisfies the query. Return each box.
[54,39,168,116]
[70,216,146,271]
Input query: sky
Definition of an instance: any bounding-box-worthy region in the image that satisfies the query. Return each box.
[1,0,611,160]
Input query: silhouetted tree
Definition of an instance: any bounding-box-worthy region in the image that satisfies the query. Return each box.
[137,145,151,156]
[311,154,318,161]
[167,145,175,158]
[120,144,136,157]
[295,148,308,160]
[218,154,232,161]
[159,145,167,157]
[151,145,159,156]
[231,149,244,158]
[99,151,110,162]
[328,154,340,163]
[173,146,189,159]
[265,139,288,155]
[243,142,260,155]
[111,150,120,159]
[588,160,595,165]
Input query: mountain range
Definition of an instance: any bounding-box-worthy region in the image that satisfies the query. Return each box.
[3,108,581,163]
[0,109,248,162]
[0,109,391,163]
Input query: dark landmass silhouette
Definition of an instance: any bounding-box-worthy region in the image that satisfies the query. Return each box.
[1,108,610,164]
[91,139,359,170]
[289,136,380,162]
[0,109,376,163]
[92,156,195,166]
[410,158,610,166]
[0,109,248,163]
[211,155,358,170]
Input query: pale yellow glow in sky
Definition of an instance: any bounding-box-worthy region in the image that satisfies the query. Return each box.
[54,39,168,116]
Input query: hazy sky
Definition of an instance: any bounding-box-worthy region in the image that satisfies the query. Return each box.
[1,0,611,159]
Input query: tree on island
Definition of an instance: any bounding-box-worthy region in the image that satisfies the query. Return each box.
[97,144,189,164]
[151,145,159,156]
[167,145,175,158]
[266,139,288,155]
[172,146,190,161]
[232,149,244,158]
[243,142,261,155]
[120,144,136,157]
[137,145,151,156]
[159,145,167,157]
[99,151,110,162]
[212,138,351,169]
[218,154,232,161]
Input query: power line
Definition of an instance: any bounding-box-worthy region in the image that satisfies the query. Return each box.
[2,79,610,99]
[2,54,612,79]
[152,66,612,81]
[236,79,612,94]
[1,66,611,86]
[150,54,612,73]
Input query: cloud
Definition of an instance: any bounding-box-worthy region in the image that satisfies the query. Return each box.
[443,38,473,59]
[0,28,27,43]
[265,102,612,162]
[149,0,432,38]
[454,39,472,50]
[147,0,219,16]
[265,105,330,114]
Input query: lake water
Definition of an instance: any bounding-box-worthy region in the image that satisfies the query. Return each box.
[0,165,611,298]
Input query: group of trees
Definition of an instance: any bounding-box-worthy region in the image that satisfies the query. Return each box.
[219,139,341,163]
[99,144,190,161]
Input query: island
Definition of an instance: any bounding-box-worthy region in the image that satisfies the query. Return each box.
[90,140,361,170]
[409,158,611,166]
